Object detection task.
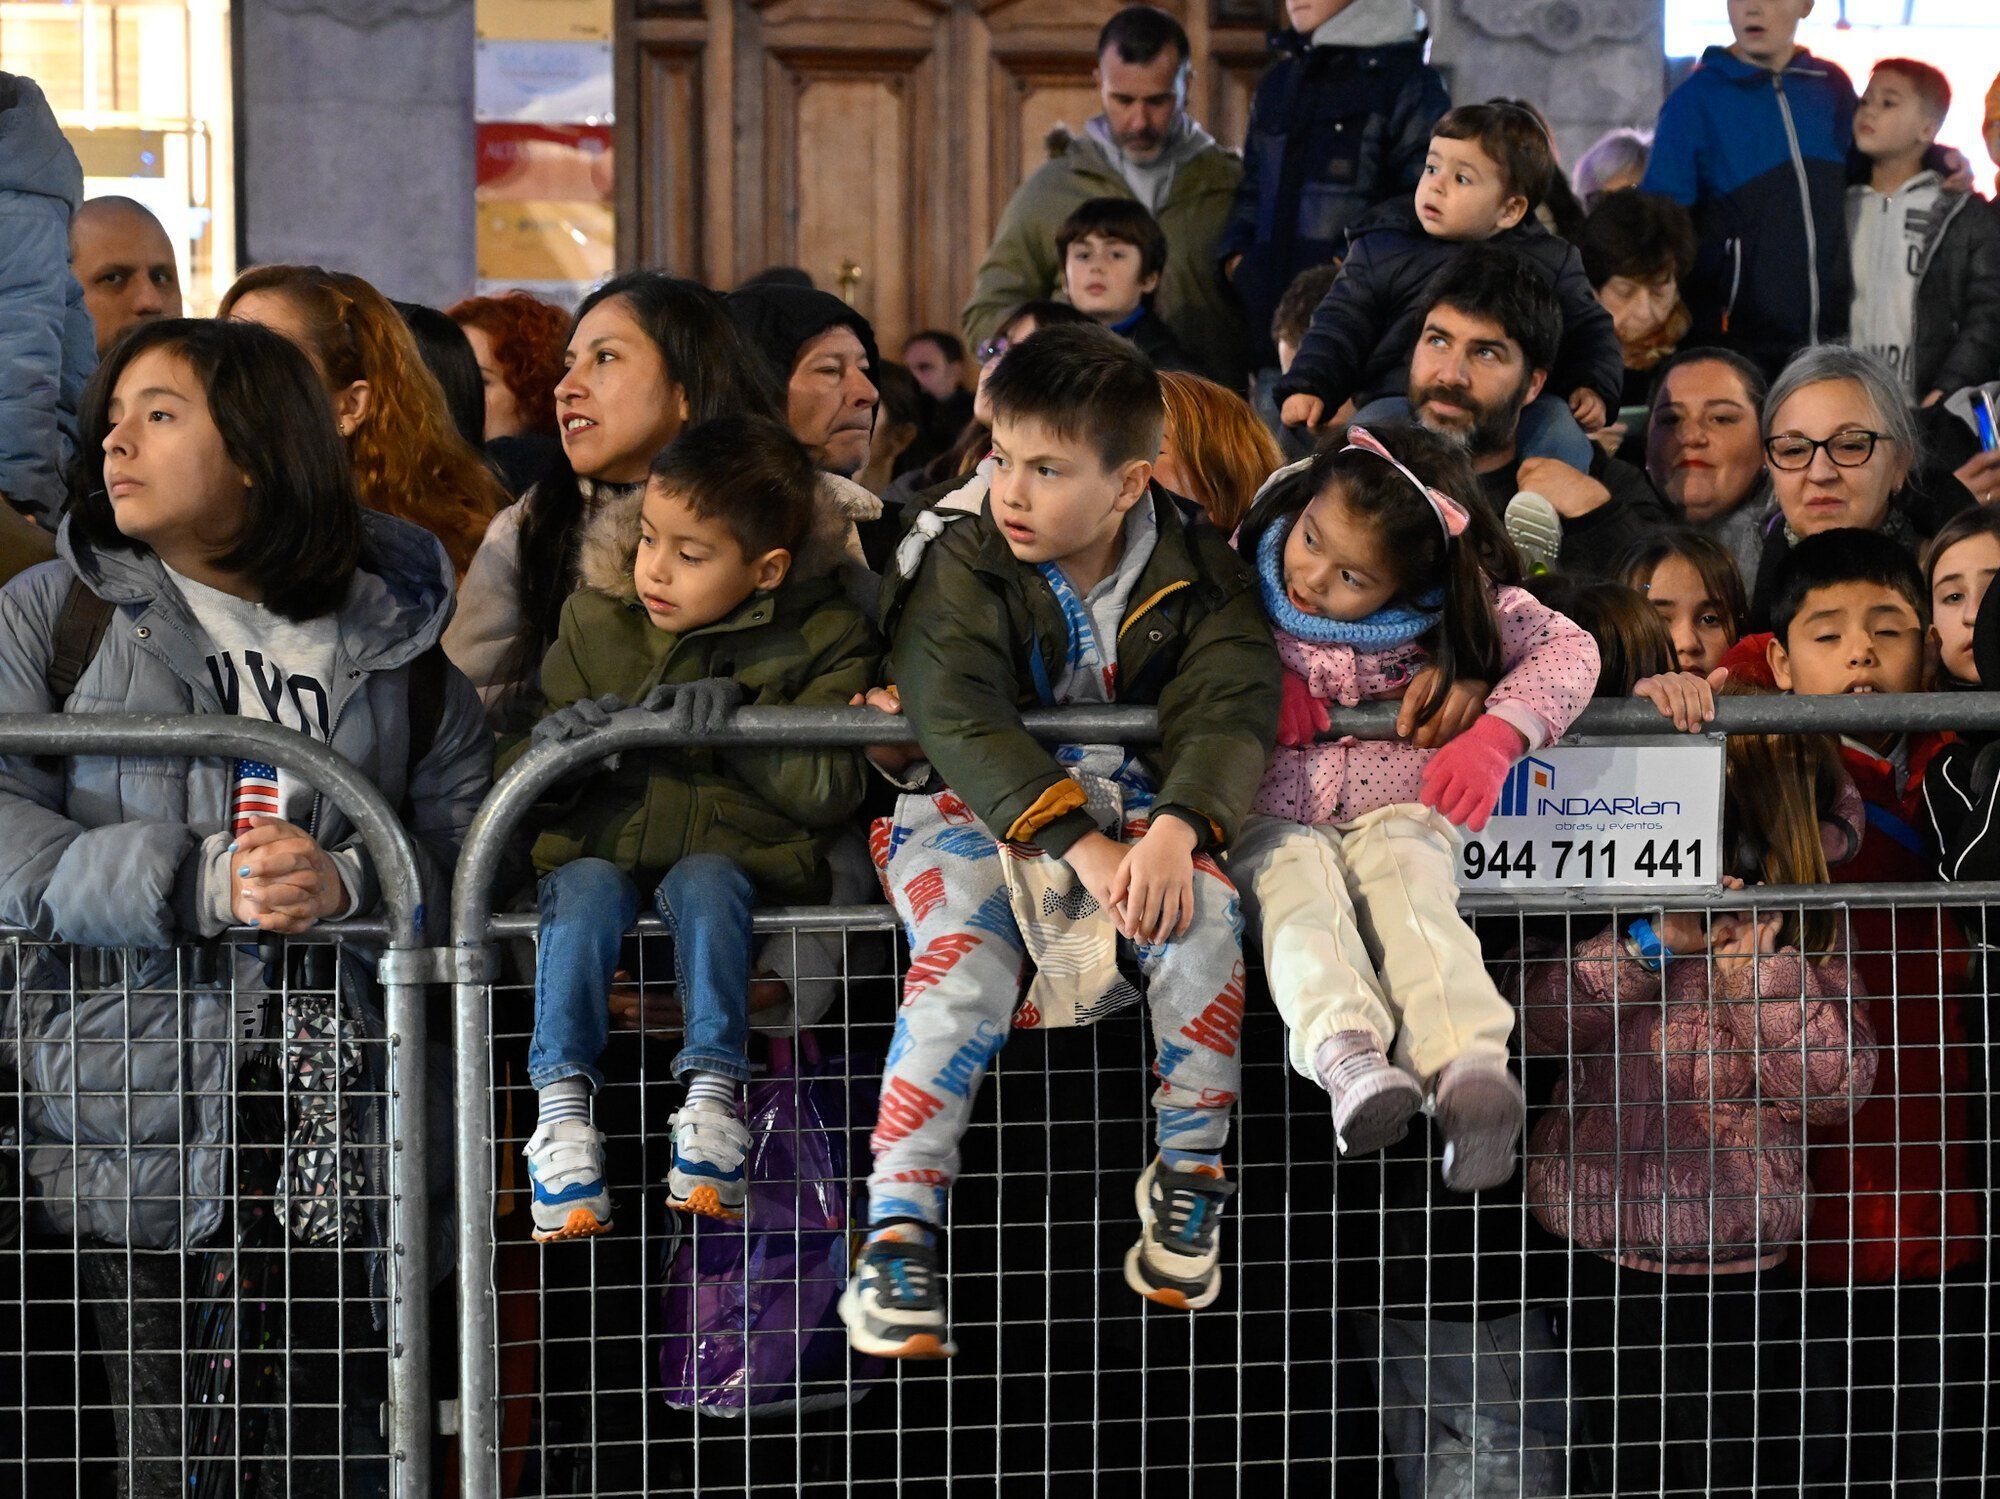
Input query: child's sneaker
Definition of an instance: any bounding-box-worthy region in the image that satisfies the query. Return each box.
[1123,1157,1236,1310]
[839,1228,955,1359]
[665,1102,751,1219]
[1315,1030,1424,1156]
[524,1119,612,1242]
[1504,491,1563,576]
[1434,1056,1526,1193]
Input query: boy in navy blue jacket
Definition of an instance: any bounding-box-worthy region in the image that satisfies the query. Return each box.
[1641,0,1856,378]
[1218,0,1449,372]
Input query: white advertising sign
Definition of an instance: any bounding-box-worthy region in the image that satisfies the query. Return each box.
[1460,737,1725,894]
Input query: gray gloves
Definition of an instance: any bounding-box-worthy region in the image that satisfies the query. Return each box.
[641,677,744,738]
[528,679,744,759]
[529,692,625,747]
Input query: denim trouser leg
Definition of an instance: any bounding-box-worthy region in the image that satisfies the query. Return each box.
[1512,394,1596,469]
[655,852,757,1083]
[1351,1306,1574,1498]
[531,857,639,1090]
[1349,394,1414,430]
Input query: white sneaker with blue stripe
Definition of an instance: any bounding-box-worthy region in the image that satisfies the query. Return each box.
[525,1119,612,1242]
[665,1102,750,1220]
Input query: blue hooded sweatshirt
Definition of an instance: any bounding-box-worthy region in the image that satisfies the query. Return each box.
[0,73,96,524]
[1641,45,1857,377]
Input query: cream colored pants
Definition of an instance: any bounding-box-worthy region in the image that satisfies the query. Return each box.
[1231,806,1514,1086]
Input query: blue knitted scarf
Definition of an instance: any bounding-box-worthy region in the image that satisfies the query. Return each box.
[1256,515,1440,649]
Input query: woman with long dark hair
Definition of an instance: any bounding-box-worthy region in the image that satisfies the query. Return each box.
[441,272,782,714]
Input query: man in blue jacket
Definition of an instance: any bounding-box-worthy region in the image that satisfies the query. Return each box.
[0,73,95,533]
[1641,1,1857,378]
[1219,0,1449,373]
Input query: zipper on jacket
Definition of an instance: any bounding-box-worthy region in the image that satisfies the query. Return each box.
[1771,74,1821,341]
[1722,238,1743,332]
[1116,580,1192,643]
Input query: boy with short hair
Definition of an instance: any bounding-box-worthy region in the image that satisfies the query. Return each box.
[1641,0,1856,378]
[842,323,1279,1358]
[1273,101,1621,469]
[1270,261,1340,376]
[1721,526,1981,1485]
[507,414,879,1240]
[1848,59,2000,406]
[1057,195,1196,372]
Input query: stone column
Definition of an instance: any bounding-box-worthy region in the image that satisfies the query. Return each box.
[1425,0,1666,179]
[238,0,477,306]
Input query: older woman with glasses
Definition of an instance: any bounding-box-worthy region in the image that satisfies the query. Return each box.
[1745,344,1977,628]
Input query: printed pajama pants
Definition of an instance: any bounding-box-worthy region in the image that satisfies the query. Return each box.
[866,788,1247,1228]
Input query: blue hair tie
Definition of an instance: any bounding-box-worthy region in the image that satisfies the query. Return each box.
[1256,517,1440,649]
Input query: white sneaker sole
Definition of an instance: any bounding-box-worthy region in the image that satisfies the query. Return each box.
[1124,1173,1222,1311]
[531,1204,612,1243]
[837,1281,955,1359]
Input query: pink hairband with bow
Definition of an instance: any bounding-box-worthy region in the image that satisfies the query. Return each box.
[1341,425,1470,541]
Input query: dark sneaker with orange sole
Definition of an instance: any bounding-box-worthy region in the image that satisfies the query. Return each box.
[839,1227,955,1358]
[1123,1158,1235,1310]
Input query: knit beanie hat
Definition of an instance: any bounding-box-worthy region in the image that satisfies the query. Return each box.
[724,284,881,394]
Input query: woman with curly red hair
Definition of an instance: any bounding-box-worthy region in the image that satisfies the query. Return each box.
[222,265,506,577]
[448,290,568,440]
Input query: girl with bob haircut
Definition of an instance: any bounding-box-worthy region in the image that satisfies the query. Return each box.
[1155,370,1283,535]
[0,316,491,1480]
[443,271,783,713]
[1229,423,1598,1193]
[221,263,507,578]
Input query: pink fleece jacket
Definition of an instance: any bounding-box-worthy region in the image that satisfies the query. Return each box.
[1250,583,1599,826]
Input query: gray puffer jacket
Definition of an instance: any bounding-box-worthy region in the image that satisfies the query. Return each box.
[0,511,492,1247]
[0,73,96,524]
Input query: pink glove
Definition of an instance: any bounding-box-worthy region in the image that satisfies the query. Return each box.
[1276,668,1331,749]
[1418,714,1527,832]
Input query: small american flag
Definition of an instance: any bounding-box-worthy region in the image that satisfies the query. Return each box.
[231,759,282,834]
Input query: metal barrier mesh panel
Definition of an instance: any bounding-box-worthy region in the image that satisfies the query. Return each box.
[0,931,393,1496]
[474,899,1997,1497]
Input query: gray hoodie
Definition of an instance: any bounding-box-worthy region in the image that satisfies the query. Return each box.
[1084,112,1221,216]
[0,74,96,522]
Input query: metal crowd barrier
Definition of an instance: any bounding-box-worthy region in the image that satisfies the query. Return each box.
[0,716,435,1497]
[448,696,2000,1496]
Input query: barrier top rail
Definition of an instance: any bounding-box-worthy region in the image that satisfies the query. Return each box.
[0,713,429,949]
[452,692,2000,950]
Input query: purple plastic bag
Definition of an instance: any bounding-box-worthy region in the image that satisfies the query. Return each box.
[658,1036,886,1416]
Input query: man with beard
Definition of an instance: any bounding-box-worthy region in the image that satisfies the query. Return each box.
[962,6,1247,390]
[1407,248,1672,578]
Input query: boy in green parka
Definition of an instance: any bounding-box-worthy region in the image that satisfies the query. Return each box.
[507,415,879,1240]
[840,325,1280,1358]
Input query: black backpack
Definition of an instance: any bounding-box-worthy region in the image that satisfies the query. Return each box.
[45,578,449,795]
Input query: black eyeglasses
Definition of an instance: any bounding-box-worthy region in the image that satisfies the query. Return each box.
[1763,430,1886,471]
[976,334,1010,365]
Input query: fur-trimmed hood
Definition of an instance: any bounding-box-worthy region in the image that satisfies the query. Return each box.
[574,472,883,604]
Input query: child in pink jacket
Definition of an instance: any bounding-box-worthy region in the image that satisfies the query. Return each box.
[1230,424,1597,1190]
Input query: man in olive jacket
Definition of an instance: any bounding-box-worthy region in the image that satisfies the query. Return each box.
[841,326,1278,1361]
[962,6,1248,390]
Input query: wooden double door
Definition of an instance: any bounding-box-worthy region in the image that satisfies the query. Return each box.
[614,0,1275,352]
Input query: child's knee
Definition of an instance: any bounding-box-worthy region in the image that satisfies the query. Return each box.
[656,851,754,910]
[538,857,636,921]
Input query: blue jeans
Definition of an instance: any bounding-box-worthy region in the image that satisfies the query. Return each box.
[531,853,758,1090]
[1353,392,1595,471]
